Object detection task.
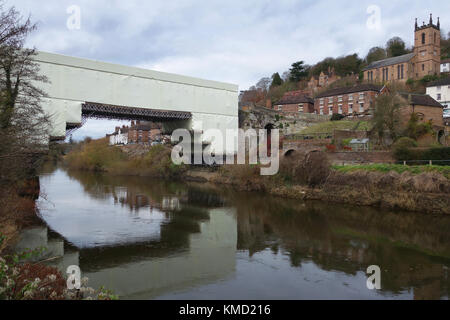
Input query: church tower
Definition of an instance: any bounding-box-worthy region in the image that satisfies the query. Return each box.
[413,14,441,79]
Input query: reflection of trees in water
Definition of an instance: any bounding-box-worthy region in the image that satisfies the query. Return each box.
[231,192,450,299]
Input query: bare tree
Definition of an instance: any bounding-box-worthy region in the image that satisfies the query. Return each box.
[371,85,407,145]
[0,2,49,185]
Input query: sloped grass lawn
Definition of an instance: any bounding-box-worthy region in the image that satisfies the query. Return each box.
[300,120,371,134]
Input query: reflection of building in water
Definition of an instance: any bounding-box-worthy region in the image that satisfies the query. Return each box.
[16,208,237,299]
[112,186,184,213]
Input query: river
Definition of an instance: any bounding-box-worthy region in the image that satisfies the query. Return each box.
[14,165,450,299]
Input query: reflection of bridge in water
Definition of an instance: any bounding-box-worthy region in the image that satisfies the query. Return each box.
[16,207,237,299]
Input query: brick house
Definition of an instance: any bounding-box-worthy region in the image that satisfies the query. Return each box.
[314,84,383,115]
[364,15,441,83]
[398,92,444,126]
[274,91,314,115]
[108,121,162,145]
[128,121,162,144]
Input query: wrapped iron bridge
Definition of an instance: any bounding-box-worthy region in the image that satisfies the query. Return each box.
[82,102,192,121]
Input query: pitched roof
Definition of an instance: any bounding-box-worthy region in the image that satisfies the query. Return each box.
[363,53,415,71]
[315,84,383,98]
[277,91,314,105]
[426,77,450,87]
[399,92,443,108]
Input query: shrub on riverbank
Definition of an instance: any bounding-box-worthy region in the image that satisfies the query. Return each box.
[0,238,118,300]
[65,138,126,172]
[65,139,186,179]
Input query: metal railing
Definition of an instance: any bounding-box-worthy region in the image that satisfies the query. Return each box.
[397,159,450,166]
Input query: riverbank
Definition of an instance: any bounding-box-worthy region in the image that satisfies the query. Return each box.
[185,166,450,215]
[64,139,450,215]
[0,183,42,254]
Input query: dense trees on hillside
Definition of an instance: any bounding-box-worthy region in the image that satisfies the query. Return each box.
[441,30,450,59]
[309,54,362,77]
[243,32,446,107]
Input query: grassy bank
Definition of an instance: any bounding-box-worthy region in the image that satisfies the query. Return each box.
[332,164,450,179]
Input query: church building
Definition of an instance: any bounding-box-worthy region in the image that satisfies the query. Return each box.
[363,14,441,83]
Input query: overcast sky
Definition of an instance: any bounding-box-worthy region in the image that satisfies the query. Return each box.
[7,0,450,140]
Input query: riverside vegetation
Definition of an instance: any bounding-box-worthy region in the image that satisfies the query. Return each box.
[65,138,450,215]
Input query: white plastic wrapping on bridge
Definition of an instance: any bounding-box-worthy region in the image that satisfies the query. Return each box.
[34,51,239,153]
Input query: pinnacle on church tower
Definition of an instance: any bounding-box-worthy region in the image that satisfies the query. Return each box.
[429,13,433,25]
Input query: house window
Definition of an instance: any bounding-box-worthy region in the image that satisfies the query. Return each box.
[320,98,324,105]
[338,96,343,102]
[437,86,441,91]
[319,106,324,115]
[348,94,353,101]
[359,93,364,100]
[401,64,404,79]
[338,104,343,114]
[329,107,333,115]
[348,104,353,114]
[359,103,364,112]
[298,104,304,112]
[277,105,282,111]
[437,93,441,100]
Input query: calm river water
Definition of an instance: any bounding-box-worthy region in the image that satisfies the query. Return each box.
[14,165,450,299]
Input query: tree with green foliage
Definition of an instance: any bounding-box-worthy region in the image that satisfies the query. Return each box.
[270,72,283,88]
[386,37,409,57]
[365,47,387,64]
[289,61,310,82]
[405,112,433,140]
